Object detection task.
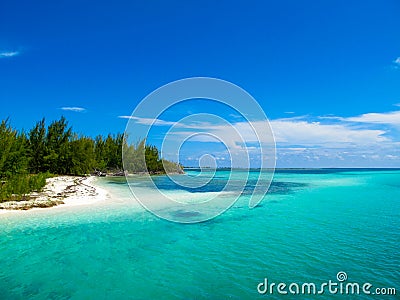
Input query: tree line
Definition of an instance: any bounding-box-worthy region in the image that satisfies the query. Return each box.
[0,117,182,202]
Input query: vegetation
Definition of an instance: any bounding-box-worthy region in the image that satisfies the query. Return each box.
[122,139,183,174]
[0,173,50,202]
[0,117,182,202]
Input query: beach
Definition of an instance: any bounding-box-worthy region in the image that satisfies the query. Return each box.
[0,176,108,213]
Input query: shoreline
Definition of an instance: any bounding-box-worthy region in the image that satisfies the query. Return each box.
[0,176,108,213]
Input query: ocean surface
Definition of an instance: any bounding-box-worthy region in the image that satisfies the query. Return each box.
[0,169,399,299]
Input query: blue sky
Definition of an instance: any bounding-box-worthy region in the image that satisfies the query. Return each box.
[1,0,400,167]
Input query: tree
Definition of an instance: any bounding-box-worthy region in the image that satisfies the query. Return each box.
[67,136,96,175]
[145,145,163,173]
[0,120,28,177]
[28,118,46,173]
[94,135,107,171]
[44,116,72,174]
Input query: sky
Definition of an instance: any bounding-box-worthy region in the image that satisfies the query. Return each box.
[1,0,400,168]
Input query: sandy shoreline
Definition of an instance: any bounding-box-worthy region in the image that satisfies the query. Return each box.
[0,176,108,213]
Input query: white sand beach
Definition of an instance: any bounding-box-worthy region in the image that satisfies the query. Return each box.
[0,176,108,214]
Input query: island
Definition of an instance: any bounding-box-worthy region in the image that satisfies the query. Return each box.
[0,117,183,210]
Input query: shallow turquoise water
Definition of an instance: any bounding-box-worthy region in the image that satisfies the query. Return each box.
[0,170,399,299]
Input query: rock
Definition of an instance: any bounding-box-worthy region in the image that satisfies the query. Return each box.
[112,171,127,176]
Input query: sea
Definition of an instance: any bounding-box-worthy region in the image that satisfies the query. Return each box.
[0,169,399,299]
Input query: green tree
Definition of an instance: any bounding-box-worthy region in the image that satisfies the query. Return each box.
[0,120,28,178]
[28,118,47,173]
[94,135,107,171]
[102,133,123,171]
[68,136,96,175]
[145,145,163,173]
[44,116,72,174]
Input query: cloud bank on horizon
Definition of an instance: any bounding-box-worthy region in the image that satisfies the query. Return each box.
[122,107,400,168]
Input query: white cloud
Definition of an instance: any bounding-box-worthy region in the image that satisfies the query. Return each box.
[344,110,400,126]
[0,51,19,58]
[123,114,391,148]
[175,119,388,148]
[122,110,400,167]
[118,115,180,127]
[270,119,388,146]
[392,57,400,69]
[228,113,243,119]
[61,107,86,112]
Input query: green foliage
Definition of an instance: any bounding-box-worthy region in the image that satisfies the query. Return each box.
[123,139,146,173]
[28,118,46,173]
[26,117,123,175]
[44,116,72,173]
[145,145,163,173]
[0,172,50,202]
[162,159,184,174]
[123,140,183,174]
[65,135,96,175]
[94,134,124,172]
[0,116,183,201]
[0,119,28,178]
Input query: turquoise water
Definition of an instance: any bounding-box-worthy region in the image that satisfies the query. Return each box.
[0,170,399,299]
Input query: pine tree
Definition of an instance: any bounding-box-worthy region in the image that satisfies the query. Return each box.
[44,116,72,174]
[28,118,47,173]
